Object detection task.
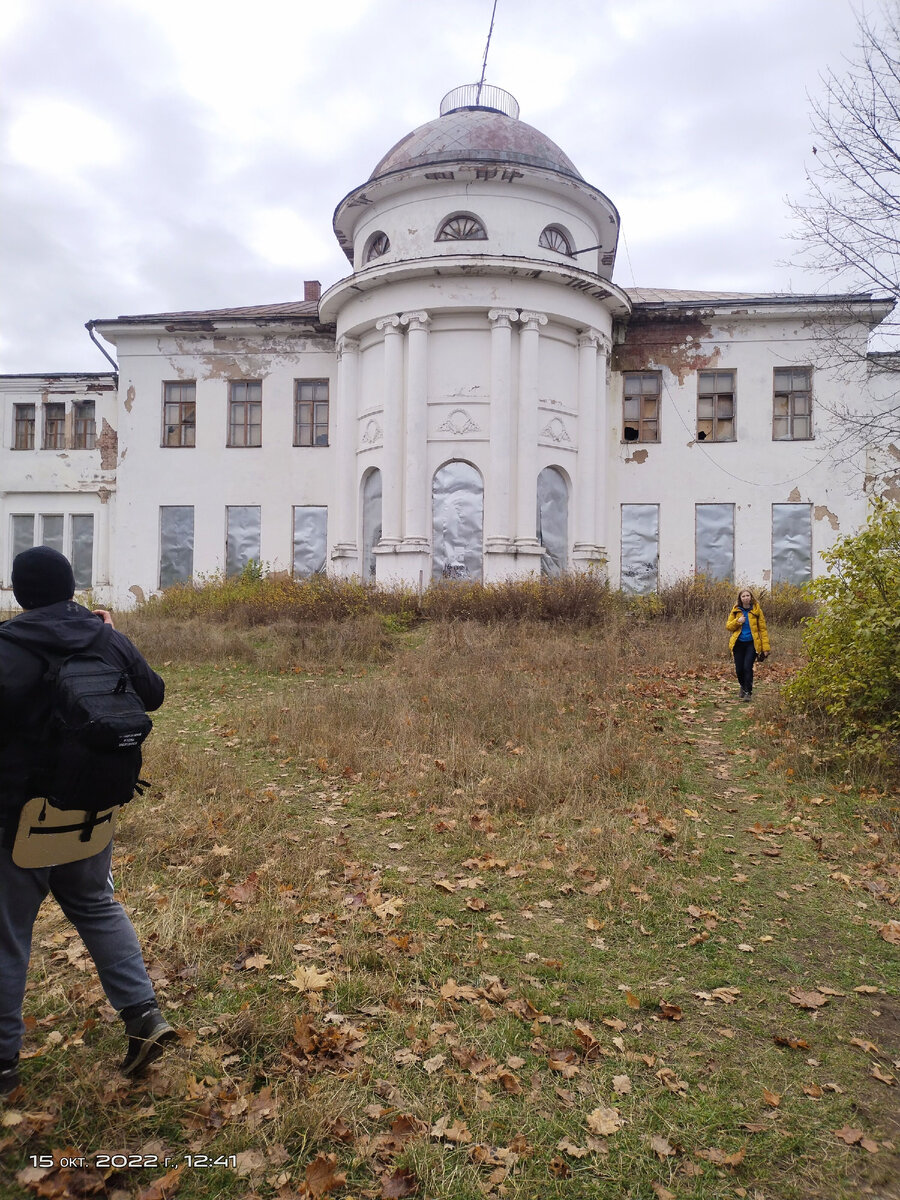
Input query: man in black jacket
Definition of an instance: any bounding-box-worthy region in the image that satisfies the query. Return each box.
[0,547,175,1099]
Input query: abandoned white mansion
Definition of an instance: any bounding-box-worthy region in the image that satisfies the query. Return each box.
[1,85,895,607]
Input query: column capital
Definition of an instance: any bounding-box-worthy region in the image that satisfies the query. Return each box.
[376,315,402,335]
[519,311,548,331]
[488,308,519,327]
[336,335,360,359]
[400,310,431,331]
[577,328,611,355]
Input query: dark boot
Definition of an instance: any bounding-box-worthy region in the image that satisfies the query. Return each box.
[121,1006,177,1075]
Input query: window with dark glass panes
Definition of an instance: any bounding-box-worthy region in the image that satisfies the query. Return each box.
[622,372,660,442]
[13,404,35,450]
[163,381,196,447]
[73,400,96,449]
[773,368,812,440]
[294,380,329,446]
[227,380,262,447]
[43,403,66,449]
[697,370,735,441]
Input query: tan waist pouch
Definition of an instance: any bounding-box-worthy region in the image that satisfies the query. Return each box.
[12,797,117,868]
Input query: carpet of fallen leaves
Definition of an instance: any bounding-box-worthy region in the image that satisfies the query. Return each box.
[1,621,897,1200]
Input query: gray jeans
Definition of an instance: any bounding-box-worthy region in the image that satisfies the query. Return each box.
[0,840,156,1059]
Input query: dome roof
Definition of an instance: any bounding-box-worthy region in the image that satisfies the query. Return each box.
[370,106,583,182]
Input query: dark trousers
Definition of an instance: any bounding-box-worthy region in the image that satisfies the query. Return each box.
[732,639,756,693]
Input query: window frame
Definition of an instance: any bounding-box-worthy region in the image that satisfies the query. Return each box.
[227,380,262,448]
[622,371,661,443]
[538,224,574,256]
[364,231,390,263]
[43,402,66,450]
[13,403,35,450]
[773,367,813,441]
[697,369,736,442]
[73,400,96,450]
[435,213,488,242]
[293,379,330,447]
[162,381,197,448]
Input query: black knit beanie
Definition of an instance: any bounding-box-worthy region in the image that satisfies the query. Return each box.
[12,546,76,609]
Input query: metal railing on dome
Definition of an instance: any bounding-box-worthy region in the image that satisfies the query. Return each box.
[440,84,519,119]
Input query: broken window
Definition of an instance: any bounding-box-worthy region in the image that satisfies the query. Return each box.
[227,381,262,447]
[697,370,735,442]
[11,515,35,566]
[159,506,194,589]
[292,506,327,577]
[163,382,196,447]
[432,461,484,582]
[773,368,812,440]
[365,232,390,262]
[41,514,64,554]
[225,506,261,577]
[772,504,812,585]
[294,380,329,446]
[537,466,568,576]
[43,403,66,450]
[436,214,488,241]
[539,225,574,256]
[623,372,660,442]
[71,514,94,589]
[695,503,734,581]
[13,404,35,450]
[621,504,659,594]
[362,469,382,580]
[73,400,96,449]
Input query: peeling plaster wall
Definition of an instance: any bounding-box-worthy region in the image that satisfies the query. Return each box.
[605,309,877,587]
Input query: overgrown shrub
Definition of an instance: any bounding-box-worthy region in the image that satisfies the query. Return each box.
[785,499,900,762]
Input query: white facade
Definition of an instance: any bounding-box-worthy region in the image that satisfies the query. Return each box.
[1,87,894,607]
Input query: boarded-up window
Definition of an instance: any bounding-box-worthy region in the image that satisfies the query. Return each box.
[41,514,64,554]
[73,400,96,449]
[537,466,568,576]
[621,504,659,594]
[773,368,812,440]
[71,514,94,589]
[772,504,812,585]
[228,381,262,447]
[163,382,196,447]
[292,506,327,577]
[226,506,261,576]
[697,370,735,442]
[159,506,195,588]
[13,404,35,450]
[695,504,735,581]
[362,471,382,580]
[11,514,35,564]
[43,403,66,450]
[623,372,660,443]
[432,462,484,582]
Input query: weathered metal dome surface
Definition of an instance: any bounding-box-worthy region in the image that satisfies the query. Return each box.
[370,108,583,182]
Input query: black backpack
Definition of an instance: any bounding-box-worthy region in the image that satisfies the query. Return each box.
[36,625,153,812]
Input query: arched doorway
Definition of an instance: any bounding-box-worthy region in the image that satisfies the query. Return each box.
[361,469,382,580]
[432,461,484,581]
[537,466,568,576]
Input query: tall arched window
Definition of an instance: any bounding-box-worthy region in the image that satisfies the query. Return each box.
[432,461,484,581]
[539,225,574,256]
[436,214,488,242]
[537,466,569,576]
[361,469,382,579]
[364,232,390,263]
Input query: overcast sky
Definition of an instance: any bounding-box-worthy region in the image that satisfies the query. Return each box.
[0,0,870,374]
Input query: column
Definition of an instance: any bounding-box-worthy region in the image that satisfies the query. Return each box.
[514,311,547,554]
[486,309,518,553]
[574,330,600,563]
[594,333,612,567]
[400,311,430,546]
[332,335,360,569]
[377,315,403,547]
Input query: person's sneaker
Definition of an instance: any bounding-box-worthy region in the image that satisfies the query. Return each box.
[0,1057,20,1100]
[739,689,747,700]
[121,1007,177,1076]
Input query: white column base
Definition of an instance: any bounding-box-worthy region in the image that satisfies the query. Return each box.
[330,544,360,579]
[572,545,609,577]
[375,541,432,588]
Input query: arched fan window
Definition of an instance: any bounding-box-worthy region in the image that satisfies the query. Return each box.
[364,232,390,263]
[539,225,574,256]
[436,214,488,242]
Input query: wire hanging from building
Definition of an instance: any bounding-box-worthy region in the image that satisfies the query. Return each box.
[476,0,500,104]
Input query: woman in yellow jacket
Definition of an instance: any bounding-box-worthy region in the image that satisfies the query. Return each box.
[726,589,770,701]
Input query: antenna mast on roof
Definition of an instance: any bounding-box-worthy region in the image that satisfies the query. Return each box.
[476,0,499,104]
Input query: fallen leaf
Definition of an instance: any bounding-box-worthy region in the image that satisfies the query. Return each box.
[305,1153,347,1198]
[878,920,900,946]
[789,989,829,1009]
[625,990,641,1010]
[289,965,334,993]
[835,1126,865,1145]
[659,1001,682,1021]
[762,1088,781,1107]
[557,1137,589,1158]
[381,1167,420,1197]
[586,1107,625,1136]
[422,1054,446,1075]
[649,1134,676,1159]
[871,1064,897,1086]
[612,1074,632,1094]
[135,1167,184,1200]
